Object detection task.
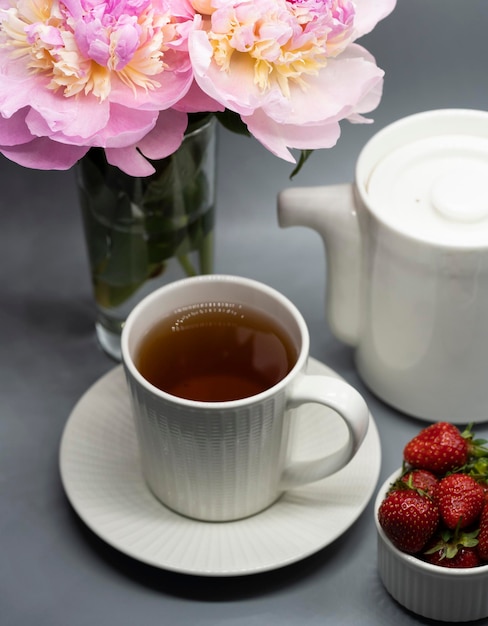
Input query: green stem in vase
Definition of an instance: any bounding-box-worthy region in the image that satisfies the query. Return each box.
[177,254,198,277]
[78,117,216,311]
[199,230,214,274]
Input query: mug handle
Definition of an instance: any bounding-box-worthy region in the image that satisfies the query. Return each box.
[280,374,369,488]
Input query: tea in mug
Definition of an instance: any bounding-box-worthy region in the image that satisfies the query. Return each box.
[135,302,298,401]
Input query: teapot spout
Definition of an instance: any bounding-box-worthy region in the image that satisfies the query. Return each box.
[278,184,361,347]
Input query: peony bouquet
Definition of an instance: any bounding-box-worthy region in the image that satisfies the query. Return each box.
[0,0,396,358]
[0,0,396,176]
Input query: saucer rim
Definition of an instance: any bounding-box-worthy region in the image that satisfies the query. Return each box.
[59,357,381,577]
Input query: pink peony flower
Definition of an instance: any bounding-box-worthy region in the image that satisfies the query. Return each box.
[188,0,396,162]
[0,0,206,175]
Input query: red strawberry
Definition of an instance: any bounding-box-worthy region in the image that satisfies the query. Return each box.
[403,422,469,474]
[426,545,480,568]
[404,422,488,475]
[397,469,438,498]
[424,526,480,568]
[477,502,488,561]
[434,474,485,529]
[378,489,439,553]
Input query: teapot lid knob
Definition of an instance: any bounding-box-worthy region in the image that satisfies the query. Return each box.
[431,165,488,223]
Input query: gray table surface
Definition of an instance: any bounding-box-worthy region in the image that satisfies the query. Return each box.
[3,2,488,624]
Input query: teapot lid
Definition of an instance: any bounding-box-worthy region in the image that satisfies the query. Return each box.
[359,109,488,247]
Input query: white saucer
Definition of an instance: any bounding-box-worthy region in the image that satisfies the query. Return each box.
[59,357,381,577]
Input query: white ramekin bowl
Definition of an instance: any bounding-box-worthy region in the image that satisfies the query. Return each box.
[375,469,488,622]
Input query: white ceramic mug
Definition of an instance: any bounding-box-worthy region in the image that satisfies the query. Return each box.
[278,109,488,424]
[121,274,369,521]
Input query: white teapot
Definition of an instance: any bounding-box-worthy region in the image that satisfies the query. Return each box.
[278,109,488,423]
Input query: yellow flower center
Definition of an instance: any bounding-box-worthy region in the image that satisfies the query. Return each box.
[0,0,175,101]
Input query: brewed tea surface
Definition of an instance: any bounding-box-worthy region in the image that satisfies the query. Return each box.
[136,302,297,401]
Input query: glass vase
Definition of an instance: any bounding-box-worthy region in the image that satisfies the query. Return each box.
[77,116,216,360]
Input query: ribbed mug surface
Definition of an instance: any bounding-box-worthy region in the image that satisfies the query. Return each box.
[127,373,291,521]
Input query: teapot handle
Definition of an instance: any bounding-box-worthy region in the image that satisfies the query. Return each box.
[278,184,361,346]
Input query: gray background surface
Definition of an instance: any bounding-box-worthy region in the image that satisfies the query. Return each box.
[3,1,488,624]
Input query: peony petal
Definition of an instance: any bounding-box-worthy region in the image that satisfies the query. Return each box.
[136,109,187,160]
[0,67,41,118]
[189,31,260,116]
[82,104,158,148]
[244,109,342,162]
[347,81,384,121]
[0,137,88,170]
[104,145,156,177]
[25,93,110,140]
[32,104,159,149]
[173,80,224,114]
[104,109,190,175]
[334,45,385,118]
[0,109,33,146]
[353,0,397,37]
